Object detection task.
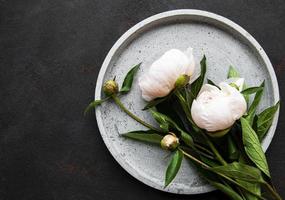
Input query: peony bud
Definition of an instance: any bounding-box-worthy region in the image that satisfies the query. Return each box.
[139,47,195,101]
[103,80,118,96]
[161,133,179,150]
[191,82,247,132]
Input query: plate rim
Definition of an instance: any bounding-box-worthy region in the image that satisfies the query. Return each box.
[95,9,280,194]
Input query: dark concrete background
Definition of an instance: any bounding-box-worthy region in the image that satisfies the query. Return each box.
[0,0,284,199]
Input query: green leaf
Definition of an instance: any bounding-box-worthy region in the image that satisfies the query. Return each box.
[228,66,240,78]
[184,87,194,110]
[227,135,239,161]
[207,79,216,86]
[211,162,264,183]
[207,79,219,88]
[150,109,194,147]
[240,117,270,177]
[241,86,262,106]
[191,55,207,97]
[238,180,261,200]
[245,81,265,125]
[120,63,141,93]
[243,86,250,105]
[122,130,163,144]
[200,156,220,167]
[226,66,251,104]
[84,99,106,115]
[143,95,170,110]
[143,87,180,110]
[181,131,194,147]
[241,87,263,95]
[209,181,244,200]
[175,89,195,126]
[149,109,178,131]
[256,101,280,141]
[149,109,170,132]
[164,149,183,187]
[174,89,199,133]
[194,158,244,200]
[143,97,166,110]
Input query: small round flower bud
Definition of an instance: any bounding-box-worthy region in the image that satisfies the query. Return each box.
[161,134,179,151]
[175,74,190,88]
[103,80,118,96]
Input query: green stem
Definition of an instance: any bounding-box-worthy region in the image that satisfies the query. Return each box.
[112,95,161,132]
[179,148,265,200]
[175,91,199,131]
[181,146,214,160]
[113,94,214,159]
[179,148,209,168]
[264,182,282,200]
[195,143,214,156]
[201,132,227,165]
[175,91,226,163]
[114,94,217,160]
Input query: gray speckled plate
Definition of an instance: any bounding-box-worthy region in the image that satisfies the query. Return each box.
[95,10,279,194]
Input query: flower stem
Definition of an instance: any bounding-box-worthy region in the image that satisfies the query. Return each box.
[194,143,214,156]
[179,148,265,200]
[201,132,227,165]
[175,90,224,161]
[264,182,282,200]
[113,94,216,159]
[181,146,214,160]
[175,90,227,165]
[179,148,209,168]
[112,95,161,132]
[175,91,199,131]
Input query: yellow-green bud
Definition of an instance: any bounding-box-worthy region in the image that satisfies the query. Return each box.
[175,74,190,88]
[103,80,118,96]
[229,83,239,91]
[161,134,179,151]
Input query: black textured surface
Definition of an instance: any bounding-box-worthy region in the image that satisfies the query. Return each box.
[1,1,285,199]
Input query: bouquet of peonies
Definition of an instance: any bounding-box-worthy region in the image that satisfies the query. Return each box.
[86,48,281,200]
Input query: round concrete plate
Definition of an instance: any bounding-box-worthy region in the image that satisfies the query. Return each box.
[95,10,279,194]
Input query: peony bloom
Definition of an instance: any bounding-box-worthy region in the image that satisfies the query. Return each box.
[191,80,247,132]
[139,47,195,101]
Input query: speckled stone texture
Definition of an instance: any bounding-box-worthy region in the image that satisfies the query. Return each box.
[0,1,285,200]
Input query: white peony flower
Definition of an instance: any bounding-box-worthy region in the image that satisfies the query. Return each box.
[139,47,195,101]
[191,80,247,132]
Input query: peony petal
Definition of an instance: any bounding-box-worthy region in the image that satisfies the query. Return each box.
[191,98,233,132]
[197,84,220,97]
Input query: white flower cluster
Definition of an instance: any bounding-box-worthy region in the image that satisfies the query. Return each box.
[139,48,247,132]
